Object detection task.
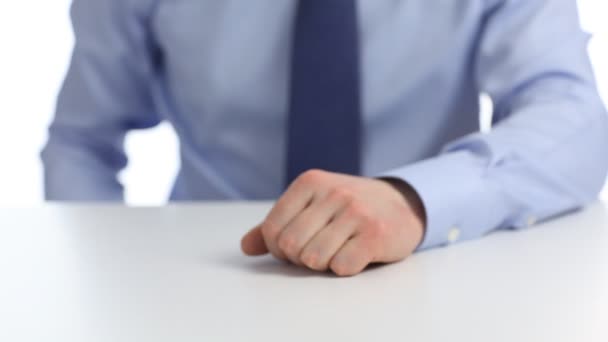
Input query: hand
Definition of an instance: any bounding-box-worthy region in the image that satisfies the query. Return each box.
[241,170,426,277]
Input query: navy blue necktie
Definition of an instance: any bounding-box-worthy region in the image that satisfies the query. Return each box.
[286,0,362,186]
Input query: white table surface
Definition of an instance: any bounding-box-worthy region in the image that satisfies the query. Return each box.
[1,202,607,342]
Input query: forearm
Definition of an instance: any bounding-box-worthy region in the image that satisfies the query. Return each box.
[380,0,608,249]
[381,101,608,250]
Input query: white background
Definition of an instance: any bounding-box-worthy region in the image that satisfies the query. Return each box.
[0,1,606,206]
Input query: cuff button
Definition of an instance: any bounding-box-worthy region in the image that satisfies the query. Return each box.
[447,227,461,243]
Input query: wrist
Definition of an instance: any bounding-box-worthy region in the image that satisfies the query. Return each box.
[379,177,427,236]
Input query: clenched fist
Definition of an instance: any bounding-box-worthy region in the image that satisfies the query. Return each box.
[241,170,426,277]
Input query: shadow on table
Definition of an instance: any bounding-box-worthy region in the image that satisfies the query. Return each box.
[214,252,387,278]
[215,253,334,278]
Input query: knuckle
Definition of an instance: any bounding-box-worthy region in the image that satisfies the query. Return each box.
[298,169,326,186]
[277,234,298,255]
[367,216,385,231]
[261,220,281,239]
[345,201,369,220]
[295,216,314,233]
[363,219,389,240]
[356,240,375,261]
[327,187,354,204]
[301,250,321,270]
[374,220,390,236]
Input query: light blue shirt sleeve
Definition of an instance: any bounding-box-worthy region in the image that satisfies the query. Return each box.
[381,0,608,249]
[41,0,160,201]
[43,0,608,252]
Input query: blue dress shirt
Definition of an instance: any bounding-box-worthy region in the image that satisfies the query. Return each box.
[42,0,608,250]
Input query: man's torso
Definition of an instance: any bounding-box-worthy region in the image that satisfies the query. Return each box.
[141,0,490,199]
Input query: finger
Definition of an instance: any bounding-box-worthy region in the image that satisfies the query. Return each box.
[241,225,269,256]
[260,171,322,261]
[329,234,373,277]
[261,223,288,261]
[277,191,347,264]
[299,209,358,271]
[264,170,320,229]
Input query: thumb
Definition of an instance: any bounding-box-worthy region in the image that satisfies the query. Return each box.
[241,224,269,256]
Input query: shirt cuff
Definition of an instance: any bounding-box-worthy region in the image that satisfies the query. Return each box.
[378,151,511,250]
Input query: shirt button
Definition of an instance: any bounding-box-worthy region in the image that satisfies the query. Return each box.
[527,216,537,227]
[447,227,461,243]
